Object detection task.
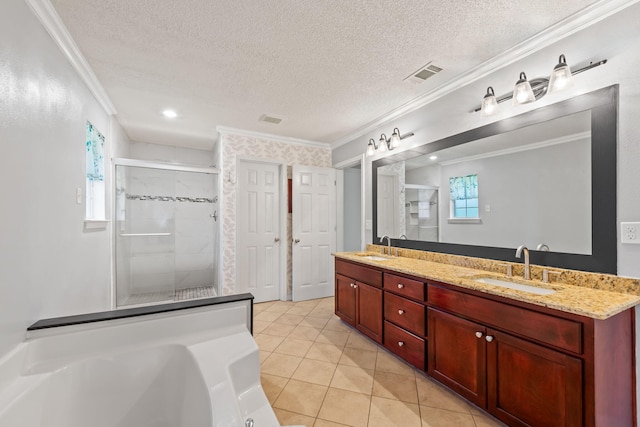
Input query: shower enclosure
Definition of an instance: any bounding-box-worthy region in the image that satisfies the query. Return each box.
[405,184,439,242]
[114,159,219,307]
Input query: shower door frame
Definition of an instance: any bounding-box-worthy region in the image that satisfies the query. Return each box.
[111,158,220,309]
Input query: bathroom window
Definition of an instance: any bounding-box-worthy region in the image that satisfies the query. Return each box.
[86,121,105,220]
[449,174,479,219]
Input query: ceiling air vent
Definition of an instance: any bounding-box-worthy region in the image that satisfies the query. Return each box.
[259,114,285,125]
[404,62,443,84]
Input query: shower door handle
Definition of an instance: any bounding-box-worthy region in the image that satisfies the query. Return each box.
[210,211,217,221]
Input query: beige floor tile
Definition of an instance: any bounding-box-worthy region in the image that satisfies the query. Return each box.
[316,329,350,346]
[254,302,275,313]
[254,334,285,352]
[317,388,371,427]
[292,358,338,386]
[255,311,283,322]
[368,396,421,427]
[259,350,272,364]
[274,337,314,357]
[287,306,314,316]
[375,349,417,377]
[273,408,316,427]
[289,325,322,341]
[323,318,352,332]
[306,311,335,320]
[314,420,350,427]
[305,342,344,364]
[416,376,471,414]
[419,406,476,427]
[372,371,419,403]
[265,303,294,313]
[273,379,328,417]
[275,313,306,326]
[262,322,296,337]
[345,333,379,352]
[468,403,485,416]
[261,353,303,378]
[330,364,374,394]
[295,300,321,309]
[338,347,377,370]
[253,319,272,334]
[473,414,509,427]
[300,316,331,329]
[261,373,288,404]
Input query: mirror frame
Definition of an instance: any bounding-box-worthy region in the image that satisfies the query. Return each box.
[372,85,618,274]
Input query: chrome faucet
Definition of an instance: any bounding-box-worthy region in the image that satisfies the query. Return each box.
[399,234,407,240]
[515,245,530,280]
[536,243,550,251]
[380,235,391,256]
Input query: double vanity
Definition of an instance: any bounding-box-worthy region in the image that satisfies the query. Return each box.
[334,247,640,427]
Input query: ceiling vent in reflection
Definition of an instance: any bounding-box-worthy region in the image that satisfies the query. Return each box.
[259,114,285,125]
[404,62,443,84]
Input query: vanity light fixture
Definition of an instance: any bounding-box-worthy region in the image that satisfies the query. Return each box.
[481,87,498,116]
[548,54,572,93]
[513,72,536,105]
[365,128,415,156]
[475,56,607,114]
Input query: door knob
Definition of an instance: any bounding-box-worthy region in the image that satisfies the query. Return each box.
[274,237,280,242]
[294,238,300,243]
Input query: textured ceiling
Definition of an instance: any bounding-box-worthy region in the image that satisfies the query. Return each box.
[49,0,599,149]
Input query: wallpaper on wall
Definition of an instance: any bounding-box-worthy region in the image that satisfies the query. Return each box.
[221,133,332,297]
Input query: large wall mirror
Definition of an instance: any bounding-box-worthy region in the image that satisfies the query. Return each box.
[372,85,618,274]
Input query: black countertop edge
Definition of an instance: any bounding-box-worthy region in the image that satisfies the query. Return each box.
[27,293,255,331]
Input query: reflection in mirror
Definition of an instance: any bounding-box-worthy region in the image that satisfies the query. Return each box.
[378,110,592,254]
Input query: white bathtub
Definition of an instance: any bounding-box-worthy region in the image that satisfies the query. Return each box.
[0,298,294,427]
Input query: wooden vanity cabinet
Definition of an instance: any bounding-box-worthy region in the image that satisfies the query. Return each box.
[335,259,383,343]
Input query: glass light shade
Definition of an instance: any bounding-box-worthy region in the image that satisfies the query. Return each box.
[481,87,498,116]
[390,128,401,148]
[366,139,376,156]
[512,72,535,105]
[548,55,572,93]
[378,134,388,153]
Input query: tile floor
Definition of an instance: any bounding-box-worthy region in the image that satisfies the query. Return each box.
[254,297,507,427]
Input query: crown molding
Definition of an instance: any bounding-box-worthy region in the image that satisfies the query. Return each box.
[216,126,330,149]
[25,0,117,116]
[330,0,639,150]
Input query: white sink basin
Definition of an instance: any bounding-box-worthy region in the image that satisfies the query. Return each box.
[474,277,556,295]
[360,255,389,261]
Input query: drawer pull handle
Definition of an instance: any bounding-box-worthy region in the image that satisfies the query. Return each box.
[485,335,494,343]
[397,284,404,289]
[398,309,405,315]
[398,341,405,347]
[475,331,483,338]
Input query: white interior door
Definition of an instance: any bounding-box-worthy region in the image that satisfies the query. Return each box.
[292,165,336,302]
[237,160,282,302]
[377,173,399,238]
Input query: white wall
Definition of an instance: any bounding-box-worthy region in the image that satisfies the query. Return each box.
[343,168,361,251]
[0,0,119,358]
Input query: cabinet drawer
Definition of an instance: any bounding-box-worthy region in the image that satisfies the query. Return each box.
[384,292,426,336]
[384,321,425,370]
[429,285,582,354]
[384,273,425,301]
[336,259,382,287]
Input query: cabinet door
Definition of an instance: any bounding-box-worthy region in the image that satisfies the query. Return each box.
[335,274,356,325]
[356,281,383,343]
[428,308,487,407]
[487,329,582,427]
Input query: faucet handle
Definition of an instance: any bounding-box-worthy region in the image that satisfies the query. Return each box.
[542,270,562,283]
[498,263,513,277]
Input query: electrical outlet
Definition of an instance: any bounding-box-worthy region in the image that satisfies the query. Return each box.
[621,222,640,244]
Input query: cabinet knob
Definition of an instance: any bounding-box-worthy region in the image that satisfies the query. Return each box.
[353,284,358,288]
[397,283,404,289]
[398,341,405,347]
[398,309,405,315]
[485,335,494,343]
[475,331,483,338]
[350,283,355,288]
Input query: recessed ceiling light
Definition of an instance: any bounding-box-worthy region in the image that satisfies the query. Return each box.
[163,109,177,119]
[430,155,438,160]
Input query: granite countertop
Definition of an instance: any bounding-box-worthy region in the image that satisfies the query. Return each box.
[334,251,640,320]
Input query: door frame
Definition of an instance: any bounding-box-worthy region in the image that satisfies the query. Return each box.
[333,154,366,251]
[235,156,288,301]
